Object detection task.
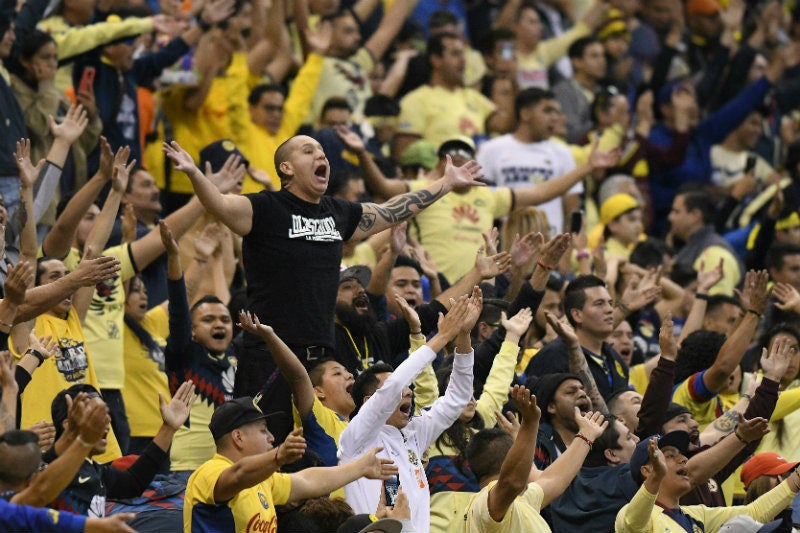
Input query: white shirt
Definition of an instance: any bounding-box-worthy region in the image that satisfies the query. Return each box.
[477,134,579,234]
[338,346,474,533]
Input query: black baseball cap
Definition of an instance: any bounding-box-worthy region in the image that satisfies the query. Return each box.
[629,431,691,485]
[209,396,269,440]
[200,139,250,173]
[339,265,371,287]
[662,402,691,426]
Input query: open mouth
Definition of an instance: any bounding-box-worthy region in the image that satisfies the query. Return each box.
[619,348,632,358]
[576,399,591,414]
[405,297,417,308]
[211,331,227,340]
[399,402,411,417]
[354,294,369,311]
[345,382,353,394]
[676,467,689,479]
[314,163,328,178]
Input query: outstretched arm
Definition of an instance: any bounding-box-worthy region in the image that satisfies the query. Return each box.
[237,311,316,419]
[163,141,252,235]
[349,155,484,241]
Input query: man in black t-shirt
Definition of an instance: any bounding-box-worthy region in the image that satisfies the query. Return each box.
[163,136,485,439]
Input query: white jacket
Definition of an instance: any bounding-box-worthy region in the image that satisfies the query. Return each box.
[339,345,474,533]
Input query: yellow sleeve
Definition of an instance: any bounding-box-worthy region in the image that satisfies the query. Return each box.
[351,48,376,73]
[267,473,293,506]
[685,480,795,531]
[225,52,251,150]
[536,22,591,67]
[475,341,518,427]
[189,460,230,504]
[771,386,800,421]
[277,53,324,140]
[598,124,624,152]
[411,335,437,414]
[142,305,170,340]
[42,17,154,62]
[492,188,514,218]
[694,247,741,296]
[103,244,136,282]
[397,90,427,136]
[615,483,657,532]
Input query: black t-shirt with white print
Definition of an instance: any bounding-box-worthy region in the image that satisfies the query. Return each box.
[243,188,363,347]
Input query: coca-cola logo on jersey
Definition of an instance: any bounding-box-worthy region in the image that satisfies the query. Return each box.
[246,513,277,533]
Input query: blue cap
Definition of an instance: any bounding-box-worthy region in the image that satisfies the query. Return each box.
[629,431,690,485]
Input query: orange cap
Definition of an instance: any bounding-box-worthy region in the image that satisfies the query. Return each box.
[686,0,720,15]
[741,452,799,488]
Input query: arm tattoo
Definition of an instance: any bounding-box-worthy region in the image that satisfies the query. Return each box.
[711,409,739,434]
[359,186,445,231]
[568,345,609,416]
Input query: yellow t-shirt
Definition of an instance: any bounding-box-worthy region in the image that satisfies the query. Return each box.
[307,48,374,125]
[628,363,649,395]
[171,390,219,472]
[431,491,475,533]
[83,244,137,390]
[396,85,496,148]
[14,310,122,462]
[693,246,741,297]
[341,241,378,269]
[184,453,292,533]
[671,371,739,430]
[462,480,551,532]
[408,180,513,283]
[162,52,250,194]
[122,306,169,438]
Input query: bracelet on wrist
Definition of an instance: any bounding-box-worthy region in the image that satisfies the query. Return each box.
[695,293,709,301]
[747,308,763,318]
[410,330,422,336]
[616,301,631,316]
[575,249,590,260]
[733,427,748,444]
[740,393,752,401]
[25,348,45,367]
[574,433,593,449]
[274,445,284,468]
[537,259,554,271]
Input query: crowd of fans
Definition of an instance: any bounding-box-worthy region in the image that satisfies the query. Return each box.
[3,0,800,532]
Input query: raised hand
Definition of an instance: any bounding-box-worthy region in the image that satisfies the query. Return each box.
[734,414,769,443]
[510,385,540,426]
[4,260,34,305]
[160,380,196,430]
[545,311,579,349]
[15,139,45,189]
[74,255,121,285]
[696,259,724,294]
[97,137,114,180]
[760,334,793,383]
[359,446,399,480]
[205,154,246,195]
[494,410,520,441]
[474,248,512,279]
[773,282,800,313]
[501,307,533,338]
[158,220,180,256]
[194,222,223,259]
[26,420,56,452]
[619,269,662,313]
[163,141,199,175]
[390,222,407,254]
[201,0,236,25]
[111,157,136,194]
[482,227,499,256]
[574,409,607,441]
[276,428,307,465]
[540,233,572,269]
[658,311,677,361]
[0,350,16,392]
[587,138,621,170]
[377,485,411,519]
[442,155,484,191]
[436,295,469,340]
[742,269,771,315]
[305,18,333,55]
[49,104,89,144]
[27,331,58,361]
[509,231,544,271]
[237,310,274,339]
[461,285,484,334]
[78,397,111,446]
[647,437,667,479]
[334,124,366,154]
[394,293,421,334]
[591,237,607,280]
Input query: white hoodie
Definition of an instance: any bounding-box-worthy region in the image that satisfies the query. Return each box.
[339,345,474,533]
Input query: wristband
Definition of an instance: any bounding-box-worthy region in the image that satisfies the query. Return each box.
[410,330,422,335]
[25,348,45,367]
[747,309,763,318]
[695,293,709,301]
[740,393,752,401]
[733,427,748,444]
[574,433,593,449]
[274,444,284,468]
[616,301,631,316]
[537,259,554,271]
[575,249,590,260]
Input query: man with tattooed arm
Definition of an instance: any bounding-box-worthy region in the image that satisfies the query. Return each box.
[163,137,485,439]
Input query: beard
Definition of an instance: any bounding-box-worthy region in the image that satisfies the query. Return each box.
[336,302,378,337]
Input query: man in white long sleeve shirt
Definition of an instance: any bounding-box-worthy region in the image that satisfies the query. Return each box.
[339,289,482,533]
